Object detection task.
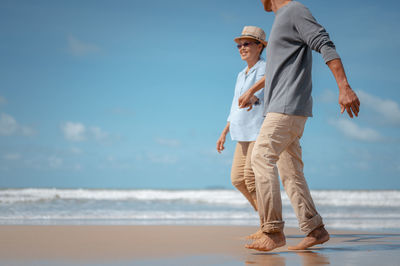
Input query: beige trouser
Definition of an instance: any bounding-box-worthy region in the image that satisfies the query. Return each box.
[252,112,323,235]
[231,141,258,211]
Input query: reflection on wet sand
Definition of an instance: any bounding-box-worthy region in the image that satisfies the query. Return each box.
[295,251,330,265]
[245,253,286,265]
[245,251,329,266]
[244,233,400,265]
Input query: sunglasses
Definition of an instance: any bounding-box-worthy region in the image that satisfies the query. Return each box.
[237,41,260,49]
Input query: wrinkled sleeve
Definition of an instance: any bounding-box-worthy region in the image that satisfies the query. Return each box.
[254,67,265,102]
[227,95,235,122]
[294,5,340,63]
[227,74,240,122]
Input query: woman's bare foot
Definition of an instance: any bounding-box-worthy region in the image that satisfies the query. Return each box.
[245,231,286,251]
[288,226,330,250]
[246,229,264,240]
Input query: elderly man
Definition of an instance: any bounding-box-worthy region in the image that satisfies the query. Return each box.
[239,0,360,251]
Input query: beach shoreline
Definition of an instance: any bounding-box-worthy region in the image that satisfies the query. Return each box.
[1,225,400,265]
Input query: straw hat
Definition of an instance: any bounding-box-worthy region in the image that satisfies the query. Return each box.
[234,26,268,46]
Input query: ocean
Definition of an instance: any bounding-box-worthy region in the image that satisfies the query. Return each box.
[1,188,399,232]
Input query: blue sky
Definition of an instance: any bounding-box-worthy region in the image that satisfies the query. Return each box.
[0,0,399,190]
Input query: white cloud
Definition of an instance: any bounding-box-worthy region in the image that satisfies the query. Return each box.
[24,155,63,169]
[68,35,101,56]
[3,153,21,160]
[146,152,178,164]
[0,96,6,105]
[100,155,133,170]
[90,126,109,141]
[201,148,233,165]
[0,113,17,135]
[61,122,86,142]
[48,156,63,168]
[0,113,36,136]
[61,122,109,142]
[110,107,135,116]
[155,137,181,147]
[20,125,36,136]
[221,12,238,24]
[357,90,400,126]
[330,119,382,142]
[73,163,82,171]
[316,89,400,126]
[70,147,83,154]
[316,89,336,103]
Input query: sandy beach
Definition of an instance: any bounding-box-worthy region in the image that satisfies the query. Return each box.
[1,225,399,265]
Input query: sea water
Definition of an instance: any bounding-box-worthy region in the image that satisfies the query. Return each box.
[1,188,399,232]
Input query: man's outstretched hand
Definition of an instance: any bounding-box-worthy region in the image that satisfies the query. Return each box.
[339,86,360,118]
[327,58,360,118]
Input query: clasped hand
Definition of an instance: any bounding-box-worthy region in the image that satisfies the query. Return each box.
[238,91,258,111]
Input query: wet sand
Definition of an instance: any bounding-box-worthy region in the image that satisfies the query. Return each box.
[1,225,399,265]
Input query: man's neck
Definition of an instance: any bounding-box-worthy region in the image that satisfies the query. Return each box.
[272,0,292,13]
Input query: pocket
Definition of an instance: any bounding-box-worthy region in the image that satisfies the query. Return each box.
[293,116,307,138]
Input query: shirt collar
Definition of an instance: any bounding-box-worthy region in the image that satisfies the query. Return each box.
[241,57,264,76]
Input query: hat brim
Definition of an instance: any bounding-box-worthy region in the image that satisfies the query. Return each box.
[234,36,268,46]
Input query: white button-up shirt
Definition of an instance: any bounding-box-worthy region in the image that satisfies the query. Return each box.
[227,59,266,141]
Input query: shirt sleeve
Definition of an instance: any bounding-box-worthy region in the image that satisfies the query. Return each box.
[293,4,340,63]
[227,74,241,122]
[227,96,235,122]
[254,69,265,101]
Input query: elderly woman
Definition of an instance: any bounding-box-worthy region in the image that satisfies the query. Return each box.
[217,26,267,238]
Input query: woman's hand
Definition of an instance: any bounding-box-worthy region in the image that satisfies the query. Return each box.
[239,76,265,110]
[217,123,230,153]
[216,134,226,153]
[238,90,255,110]
[239,93,259,111]
[246,96,260,111]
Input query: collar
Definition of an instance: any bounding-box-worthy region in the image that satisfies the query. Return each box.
[276,0,293,15]
[241,58,265,76]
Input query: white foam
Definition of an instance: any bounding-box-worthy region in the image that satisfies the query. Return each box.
[1,189,400,207]
[1,210,399,230]
[1,189,400,230]
[0,188,246,205]
[310,190,400,207]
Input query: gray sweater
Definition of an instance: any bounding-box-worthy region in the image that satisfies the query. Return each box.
[264,1,340,117]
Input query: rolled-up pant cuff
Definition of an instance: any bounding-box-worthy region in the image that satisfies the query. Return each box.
[261,221,285,233]
[299,214,323,235]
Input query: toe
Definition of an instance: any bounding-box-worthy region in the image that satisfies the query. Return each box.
[288,245,304,251]
[245,244,253,249]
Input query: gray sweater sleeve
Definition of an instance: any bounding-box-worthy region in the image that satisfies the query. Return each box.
[293,4,340,63]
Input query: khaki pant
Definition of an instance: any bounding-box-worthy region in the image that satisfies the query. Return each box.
[252,112,323,235]
[231,141,258,211]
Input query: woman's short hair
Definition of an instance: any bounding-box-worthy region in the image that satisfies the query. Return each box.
[255,41,265,58]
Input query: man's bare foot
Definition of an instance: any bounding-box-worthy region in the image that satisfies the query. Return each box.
[246,229,264,240]
[288,226,330,250]
[245,231,286,251]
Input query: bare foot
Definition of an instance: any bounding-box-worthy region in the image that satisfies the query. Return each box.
[246,229,264,240]
[288,226,330,250]
[245,232,286,251]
